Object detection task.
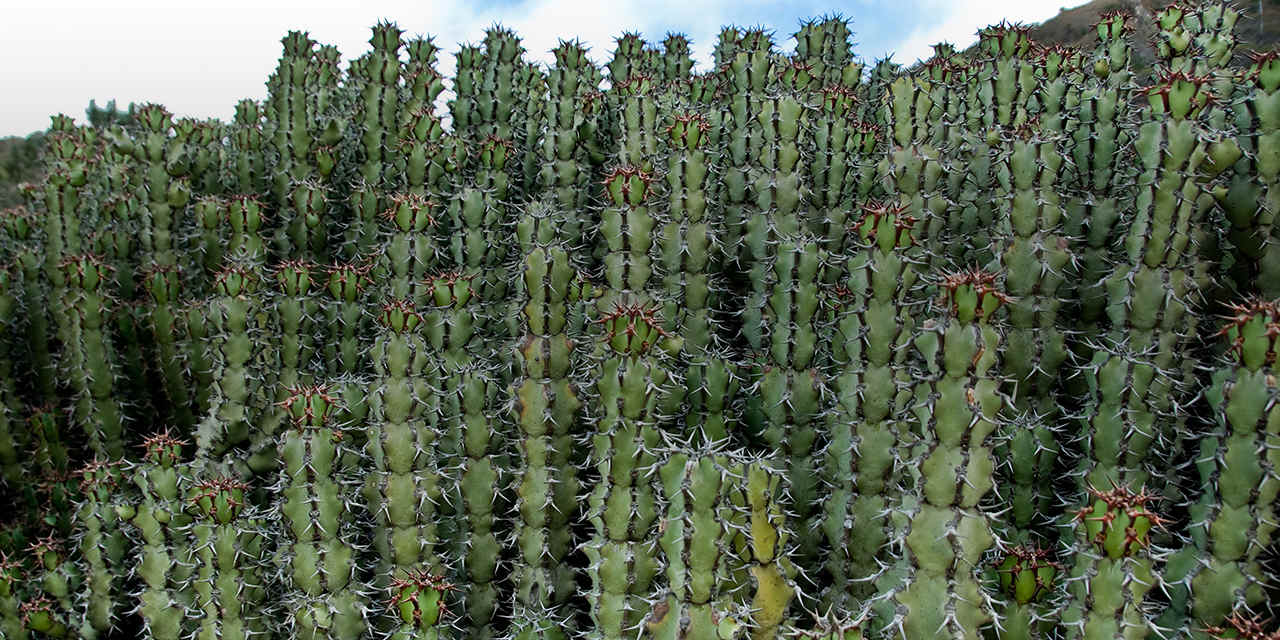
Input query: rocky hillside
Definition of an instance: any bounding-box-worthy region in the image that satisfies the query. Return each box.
[1032,0,1277,67]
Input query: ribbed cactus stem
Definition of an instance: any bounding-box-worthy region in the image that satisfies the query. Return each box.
[190,477,267,640]
[0,553,23,640]
[1184,300,1280,631]
[61,254,126,459]
[277,385,368,640]
[894,269,1007,640]
[993,545,1062,640]
[74,459,129,636]
[1222,51,1280,298]
[121,432,193,640]
[1061,486,1164,640]
[389,570,455,640]
[728,460,794,640]
[193,264,270,469]
[141,264,194,433]
[821,202,917,613]
[648,452,737,640]
[509,213,594,639]
[364,300,445,594]
[584,302,678,640]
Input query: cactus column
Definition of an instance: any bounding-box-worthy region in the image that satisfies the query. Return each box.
[278,386,368,640]
[1185,301,1280,631]
[893,270,1007,640]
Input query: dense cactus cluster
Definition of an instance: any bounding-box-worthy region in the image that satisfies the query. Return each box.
[2,4,1280,640]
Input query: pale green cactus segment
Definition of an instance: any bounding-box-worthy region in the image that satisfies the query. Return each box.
[193,263,270,468]
[1061,487,1162,640]
[1153,2,1239,76]
[821,202,917,610]
[278,386,368,640]
[1184,301,1280,628]
[122,432,193,640]
[584,303,677,640]
[895,269,1007,640]
[722,460,794,640]
[366,300,444,586]
[60,253,126,459]
[189,477,267,640]
[648,452,738,640]
[73,459,129,636]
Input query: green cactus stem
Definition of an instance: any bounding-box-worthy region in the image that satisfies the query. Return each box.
[189,476,267,640]
[122,432,194,640]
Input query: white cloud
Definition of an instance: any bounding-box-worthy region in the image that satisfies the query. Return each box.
[892,0,1074,65]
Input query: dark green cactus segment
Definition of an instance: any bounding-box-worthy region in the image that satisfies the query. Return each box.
[992,545,1062,640]
[0,551,24,640]
[1223,50,1280,298]
[991,124,1071,536]
[539,40,604,246]
[0,266,24,487]
[793,16,860,89]
[1184,300,1280,628]
[60,253,127,459]
[278,385,368,640]
[996,546,1060,606]
[509,213,593,638]
[389,570,454,638]
[600,164,658,297]
[225,196,269,266]
[658,110,725,364]
[322,262,372,431]
[229,99,269,196]
[193,263,275,471]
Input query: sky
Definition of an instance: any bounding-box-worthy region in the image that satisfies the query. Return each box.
[1,0,1088,137]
